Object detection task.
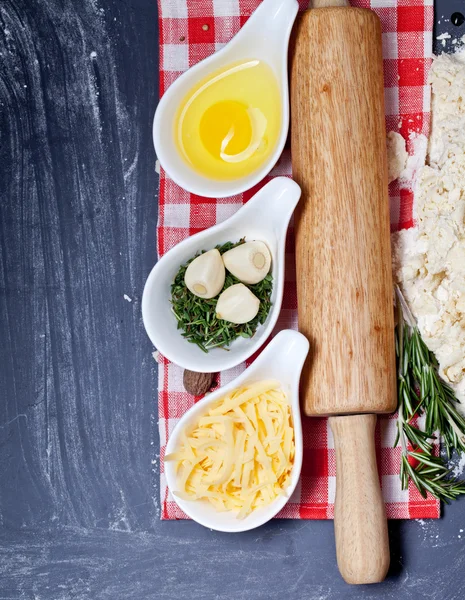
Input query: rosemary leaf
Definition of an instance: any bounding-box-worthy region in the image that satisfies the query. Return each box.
[170,239,273,351]
[395,285,465,502]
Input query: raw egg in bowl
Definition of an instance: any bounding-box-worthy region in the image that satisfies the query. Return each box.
[153,0,299,198]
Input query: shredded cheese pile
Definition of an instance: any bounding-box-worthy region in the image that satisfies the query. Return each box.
[165,380,295,519]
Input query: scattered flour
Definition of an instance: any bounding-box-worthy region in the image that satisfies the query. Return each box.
[386,130,428,189]
[437,32,452,48]
[387,131,408,183]
[123,294,132,302]
[392,47,465,413]
[452,453,465,477]
[399,132,428,189]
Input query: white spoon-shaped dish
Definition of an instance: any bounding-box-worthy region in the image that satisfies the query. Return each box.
[163,329,309,532]
[142,177,301,373]
[153,0,299,198]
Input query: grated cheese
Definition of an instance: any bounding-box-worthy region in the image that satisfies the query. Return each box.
[164,380,295,518]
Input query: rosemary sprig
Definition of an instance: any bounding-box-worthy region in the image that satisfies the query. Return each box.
[171,239,273,353]
[395,286,465,502]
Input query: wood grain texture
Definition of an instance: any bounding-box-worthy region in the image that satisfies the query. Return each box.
[330,415,390,584]
[311,0,348,8]
[290,8,397,416]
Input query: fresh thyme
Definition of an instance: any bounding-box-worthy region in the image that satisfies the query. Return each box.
[395,286,465,502]
[171,239,272,353]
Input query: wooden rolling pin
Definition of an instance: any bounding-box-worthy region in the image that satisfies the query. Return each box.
[290,0,397,585]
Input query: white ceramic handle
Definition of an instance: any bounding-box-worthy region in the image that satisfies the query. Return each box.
[233,0,299,39]
[231,177,301,237]
[253,329,309,381]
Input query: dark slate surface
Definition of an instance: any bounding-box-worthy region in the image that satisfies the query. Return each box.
[0,1,464,598]
[434,0,465,53]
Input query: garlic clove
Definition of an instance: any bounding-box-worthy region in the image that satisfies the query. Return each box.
[184,249,225,299]
[222,241,271,284]
[216,283,260,324]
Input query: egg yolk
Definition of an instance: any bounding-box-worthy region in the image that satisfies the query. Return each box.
[174,59,281,181]
[199,101,252,159]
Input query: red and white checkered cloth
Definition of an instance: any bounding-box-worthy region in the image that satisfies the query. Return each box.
[156,0,439,519]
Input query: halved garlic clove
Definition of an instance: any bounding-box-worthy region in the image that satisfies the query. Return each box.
[222,241,271,284]
[216,283,260,324]
[184,249,225,299]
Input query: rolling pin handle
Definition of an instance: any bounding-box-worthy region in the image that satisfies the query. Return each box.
[329,414,390,584]
[311,0,349,8]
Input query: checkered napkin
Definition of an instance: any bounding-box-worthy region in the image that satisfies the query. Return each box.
[156,0,439,519]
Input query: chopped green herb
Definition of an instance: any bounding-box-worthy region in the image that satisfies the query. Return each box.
[171,239,273,352]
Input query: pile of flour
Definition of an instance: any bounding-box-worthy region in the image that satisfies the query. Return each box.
[392,47,465,410]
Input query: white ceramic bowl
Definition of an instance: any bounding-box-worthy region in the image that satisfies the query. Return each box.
[163,329,309,532]
[141,177,301,373]
[153,0,299,198]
